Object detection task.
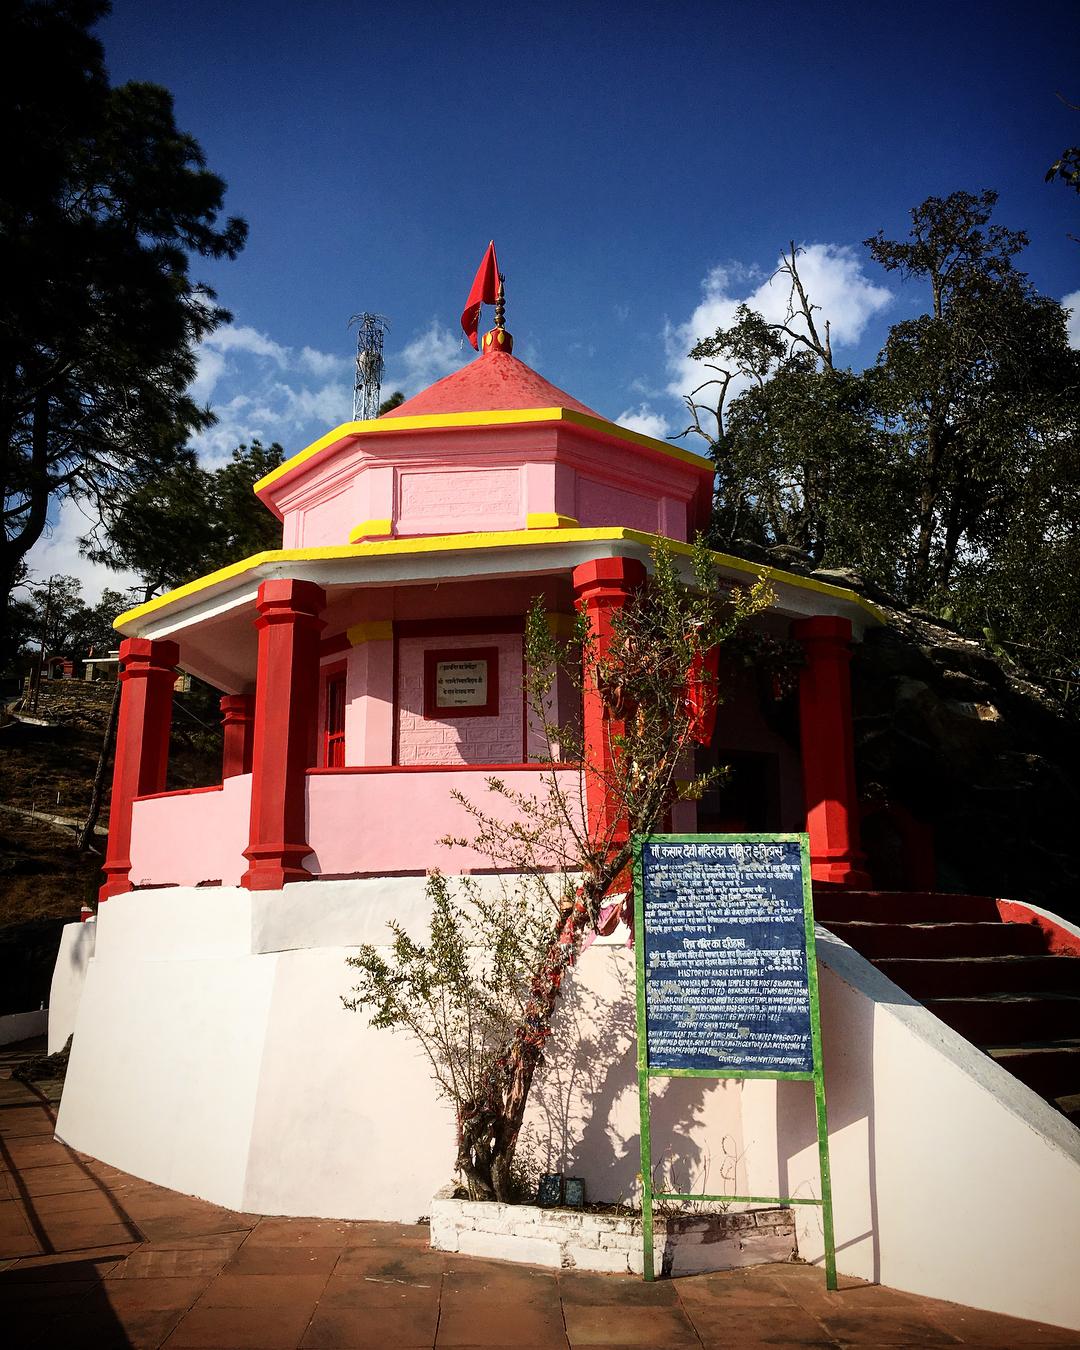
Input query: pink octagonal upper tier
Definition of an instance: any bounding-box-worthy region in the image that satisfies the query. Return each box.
[254,341,715,549]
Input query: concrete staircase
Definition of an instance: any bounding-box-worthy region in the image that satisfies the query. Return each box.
[813,890,1080,1130]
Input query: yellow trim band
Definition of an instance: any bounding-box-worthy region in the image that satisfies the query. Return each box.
[346,620,393,646]
[527,512,579,530]
[253,408,714,497]
[113,526,884,631]
[349,518,392,542]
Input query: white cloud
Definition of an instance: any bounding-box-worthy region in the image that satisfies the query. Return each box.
[298,346,351,378]
[188,345,227,405]
[617,404,675,439]
[24,496,140,607]
[276,379,352,429]
[186,323,356,465]
[205,324,289,365]
[1063,290,1080,349]
[664,243,893,405]
[21,315,467,600]
[185,316,471,470]
[384,320,469,396]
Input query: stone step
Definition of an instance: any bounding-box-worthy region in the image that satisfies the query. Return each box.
[825,921,1047,961]
[925,995,1080,1044]
[815,890,1002,925]
[1056,1093,1080,1129]
[875,955,1080,999]
[986,1045,1080,1100]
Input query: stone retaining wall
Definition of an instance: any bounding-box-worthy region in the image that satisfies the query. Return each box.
[429,1186,797,1277]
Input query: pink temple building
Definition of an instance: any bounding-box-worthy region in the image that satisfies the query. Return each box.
[99,321,877,900]
[49,304,1080,1326]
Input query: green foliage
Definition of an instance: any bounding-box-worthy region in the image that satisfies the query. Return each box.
[344,868,570,1201]
[345,542,776,1201]
[715,354,907,586]
[864,190,1078,603]
[6,575,130,668]
[1046,146,1080,196]
[688,192,1080,696]
[83,441,285,597]
[378,391,406,415]
[0,0,246,640]
[523,540,774,904]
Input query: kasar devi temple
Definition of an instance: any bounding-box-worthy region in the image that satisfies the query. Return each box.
[49,265,1080,1330]
[97,325,873,898]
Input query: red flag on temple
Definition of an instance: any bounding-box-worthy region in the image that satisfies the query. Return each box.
[460,241,500,350]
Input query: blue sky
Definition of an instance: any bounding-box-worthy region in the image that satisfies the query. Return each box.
[29,0,1080,597]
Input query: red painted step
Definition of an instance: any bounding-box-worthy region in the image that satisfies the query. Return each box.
[815,891,1001,925]
[987,1046,1080,1099]
[816,886,1080,1130]
[824,921,1046,960]
[1058,1093,1080,1128]
[875,956,1080,999]
[924,995,1080,1044]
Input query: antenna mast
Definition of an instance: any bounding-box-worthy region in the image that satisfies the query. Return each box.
[348,313,390,420]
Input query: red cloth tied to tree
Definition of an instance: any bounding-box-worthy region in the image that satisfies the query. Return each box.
[460,241,500,350]
[683,645,720,746]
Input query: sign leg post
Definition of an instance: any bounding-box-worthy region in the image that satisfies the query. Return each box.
[802,834,838,1291]
[814,1071,838,1290]
[639,1069,655,1281]
[634,832,838,1289]
[634,841,656,1280]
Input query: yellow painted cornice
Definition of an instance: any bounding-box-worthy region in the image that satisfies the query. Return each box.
[114,526,884,631]
[253,408,714,497]
[526,512,579,531]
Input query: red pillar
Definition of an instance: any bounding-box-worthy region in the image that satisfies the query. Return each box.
[572,556,647,852]
[792,616,870,888]
[98,637,180,902]
[220,693,255,778]
[241,579,325,891]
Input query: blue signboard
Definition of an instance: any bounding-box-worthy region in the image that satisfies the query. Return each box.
[638,836,813,1075]
[633,833,835,1287]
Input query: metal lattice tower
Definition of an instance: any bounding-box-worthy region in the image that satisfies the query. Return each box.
[348,313,389,420]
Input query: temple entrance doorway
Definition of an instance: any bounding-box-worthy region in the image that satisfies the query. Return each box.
[694,747,783,834]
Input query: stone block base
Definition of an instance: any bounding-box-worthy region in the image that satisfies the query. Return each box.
[429,1186,797,1276]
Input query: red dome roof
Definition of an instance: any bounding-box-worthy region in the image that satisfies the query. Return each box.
[382,348,603,420]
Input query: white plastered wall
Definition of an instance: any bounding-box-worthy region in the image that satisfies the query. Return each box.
[48,920,96,1053]
[53,881,1080,1329]
[775,932,1080,1329]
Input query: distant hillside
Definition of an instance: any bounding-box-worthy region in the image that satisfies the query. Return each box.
[0,678,223,1012]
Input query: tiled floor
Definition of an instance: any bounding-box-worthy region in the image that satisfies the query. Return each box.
[2,1044,1077,1348]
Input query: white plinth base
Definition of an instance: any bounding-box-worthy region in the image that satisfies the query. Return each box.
[430,1186,796,1276]
[53,879,1080,1330]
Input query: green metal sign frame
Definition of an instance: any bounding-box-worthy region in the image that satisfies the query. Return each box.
[633,831,837,1286]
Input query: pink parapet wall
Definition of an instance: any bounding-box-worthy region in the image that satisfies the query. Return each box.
[126,766,585,887]
[304,765,585,876]
[129,774,253,888]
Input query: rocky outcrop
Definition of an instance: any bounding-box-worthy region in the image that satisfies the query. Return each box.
[850,603,1080,923]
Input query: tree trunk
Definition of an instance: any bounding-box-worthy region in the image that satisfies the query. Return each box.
[910,418,947,599]
[481,872,615,1202]
[939,493,965,593]
[78,675,121,852]
[0,552,20,664]
[0,393,53,660]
